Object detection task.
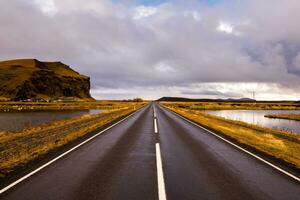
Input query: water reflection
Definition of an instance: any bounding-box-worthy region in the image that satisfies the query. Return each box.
[0,109,102,132]
[206,110,300,134]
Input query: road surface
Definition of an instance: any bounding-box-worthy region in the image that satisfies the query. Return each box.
[1,103,299,200]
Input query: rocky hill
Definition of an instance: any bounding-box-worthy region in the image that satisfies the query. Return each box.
[0,59,93,101]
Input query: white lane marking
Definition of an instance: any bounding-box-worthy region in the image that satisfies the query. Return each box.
[166,108,300,182]
[156,143,167,200]
[154,118,158,133]
[153,106,157,118]
[0,108,143,194]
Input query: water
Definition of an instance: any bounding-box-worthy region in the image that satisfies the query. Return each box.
[0,109,102,132]
[206,110,300,134]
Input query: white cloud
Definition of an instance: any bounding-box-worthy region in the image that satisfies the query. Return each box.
[132,6,157,20]
[154,62,175,73]
[217,21,241,36]
[34,0,57,16]
[183,11,201,21]
[1,0,300,99]
[217,21,233,34]
[91,83,300,100]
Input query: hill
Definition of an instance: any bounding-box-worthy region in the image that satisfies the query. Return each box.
[0,59,92,101]
[157,97,256,102]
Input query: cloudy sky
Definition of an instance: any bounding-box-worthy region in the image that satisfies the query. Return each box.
[1,0,300,100]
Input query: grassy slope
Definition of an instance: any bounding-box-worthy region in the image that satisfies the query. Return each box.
[162,103,300,170]
[0,103,146,177]
[0,59,89,100]
[43,61,86,78]
[265,114,300,121]
[0,64,34,94]
[0,59,85,79]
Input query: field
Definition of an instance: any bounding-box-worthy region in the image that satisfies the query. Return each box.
[0,102,146,178]
[161,102,300,170]
[0,101,141,112]
[162,101,300,110]
[265,114,300,121]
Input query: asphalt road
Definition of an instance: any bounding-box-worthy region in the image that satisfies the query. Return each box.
[1,103,299,200]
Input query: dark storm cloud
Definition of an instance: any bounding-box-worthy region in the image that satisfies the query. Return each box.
[1,0,300,99]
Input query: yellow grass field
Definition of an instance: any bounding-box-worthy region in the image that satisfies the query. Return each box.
[0,101,144,112]
[265,114,300,121]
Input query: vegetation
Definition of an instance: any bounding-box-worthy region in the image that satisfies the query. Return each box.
[0,59,92,101]
[162,103,300,170]
[0,101,140,112]
[265,114,300,121]
[0,102,146,177]
[122,98,144,102]
[161,101,300,110]
[157,96,255,102]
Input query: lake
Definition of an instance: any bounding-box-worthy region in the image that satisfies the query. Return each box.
[206,110,300,134]
[0,109,102,132]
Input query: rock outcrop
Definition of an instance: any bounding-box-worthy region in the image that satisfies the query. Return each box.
[0,59,93,101]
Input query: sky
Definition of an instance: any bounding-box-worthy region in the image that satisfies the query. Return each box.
[1,0,300,100]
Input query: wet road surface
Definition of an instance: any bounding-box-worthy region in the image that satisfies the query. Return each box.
[1,103,299,200]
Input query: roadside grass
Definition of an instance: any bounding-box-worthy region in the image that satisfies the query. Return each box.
[265,114,300,122]
[0,101,141,112]
[162,104,300,170]
[0,103,146,177]
[161,102,300,110]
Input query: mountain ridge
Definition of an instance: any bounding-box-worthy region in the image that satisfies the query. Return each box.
[157,97,256,102]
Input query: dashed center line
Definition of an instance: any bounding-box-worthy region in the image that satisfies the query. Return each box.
[154,106,158,133]
[154,118,158,133]
[156,143,167,200]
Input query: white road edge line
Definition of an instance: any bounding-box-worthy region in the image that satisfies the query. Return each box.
[156,143,167,200]
[154,118,158,133]
[0,108,142,195]
[165,107,300,182]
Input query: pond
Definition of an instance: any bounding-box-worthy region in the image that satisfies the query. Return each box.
[0,109,102,132]
[206,110,300,134]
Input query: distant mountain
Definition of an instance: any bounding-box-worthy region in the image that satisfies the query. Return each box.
[0,59,93,101]
[225,98,256,102]
[157,97,256,102]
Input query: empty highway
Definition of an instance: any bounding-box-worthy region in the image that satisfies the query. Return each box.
[0,104,299,200]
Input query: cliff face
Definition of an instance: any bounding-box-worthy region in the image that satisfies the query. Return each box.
[0,59,92,101]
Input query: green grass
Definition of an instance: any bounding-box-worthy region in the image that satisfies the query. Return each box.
[0,102,146,177]
[265,114,300,121]
[162,103,300,170]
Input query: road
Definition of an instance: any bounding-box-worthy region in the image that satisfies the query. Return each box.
[1,103,299,200]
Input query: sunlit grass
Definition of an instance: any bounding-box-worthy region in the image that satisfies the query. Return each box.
[0,102,146,177]
[162,103,300,169]
[0,101,141,112]
[162,101,300,110]
[265,114,300,121]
